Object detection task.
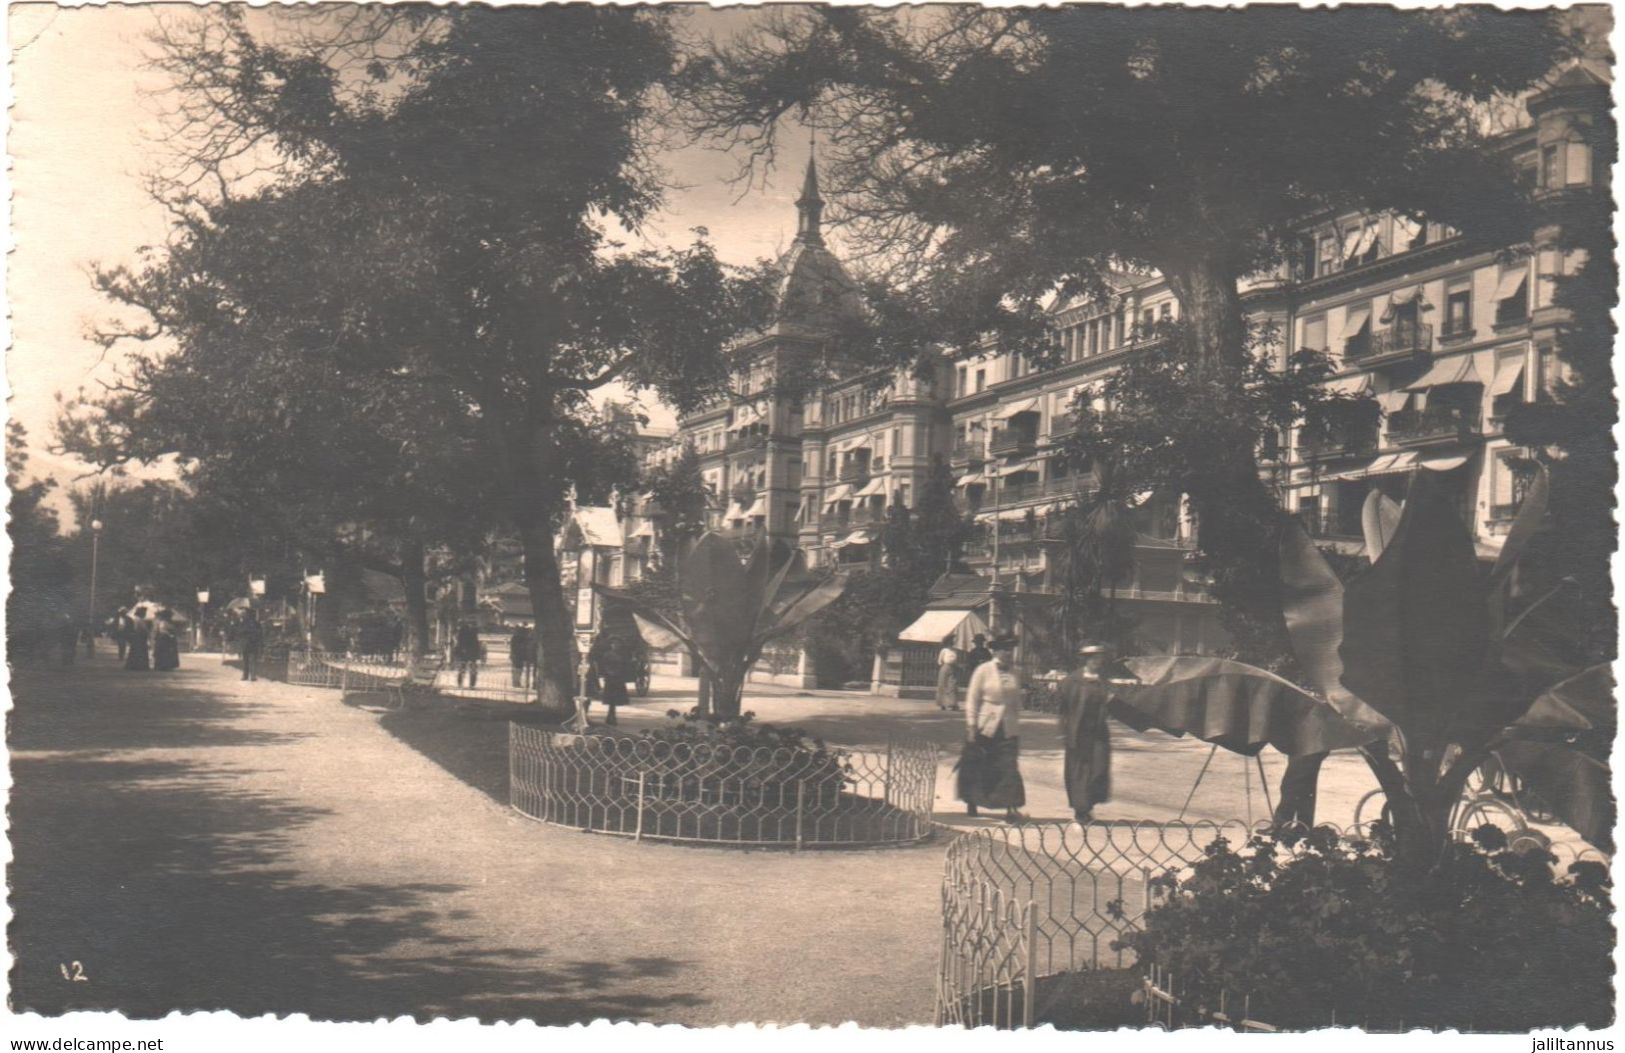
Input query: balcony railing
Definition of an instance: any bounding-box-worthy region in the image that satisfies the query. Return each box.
[1387,406,1480,447]
[1299,427,1379,461]
[851,505,885,527]
[950,442,986,466]
[1347,323,1432,365]
[989,428,1037,457]
[838,461,871,484]
[725,433,770,454]
[1048,412,1082,441]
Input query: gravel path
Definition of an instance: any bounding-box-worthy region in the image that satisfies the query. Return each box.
[9,655,944,1025]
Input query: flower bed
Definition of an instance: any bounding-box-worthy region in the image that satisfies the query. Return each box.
[510,712,936,848]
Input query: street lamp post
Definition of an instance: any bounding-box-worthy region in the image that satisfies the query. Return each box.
[87,518,103,654]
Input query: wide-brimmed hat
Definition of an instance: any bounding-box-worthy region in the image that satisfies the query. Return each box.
[1078,642,1111,656]
[989,635,1018,651]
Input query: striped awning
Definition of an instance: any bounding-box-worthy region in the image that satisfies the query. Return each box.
[1409,355,1481,390]
[1489,357,1526,397]
[854,476,888,498]
[996,397,1041,420]
[1325,373,1374,396]
[821,484,854,509]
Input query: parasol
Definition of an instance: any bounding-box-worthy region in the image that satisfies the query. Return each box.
[1116,655,1384,758]
[224,597,254,613]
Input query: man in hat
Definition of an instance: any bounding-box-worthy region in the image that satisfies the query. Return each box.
[958,634,1026,821]
[965,634,993,677]
[1058,641,1124,823]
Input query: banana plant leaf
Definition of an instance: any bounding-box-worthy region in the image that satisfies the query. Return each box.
[1360,489,1403,564]
[1278,518,1390,731]
[1514,663,1615,739]
[1491,740,1614,854]
[1488,466,1551,641]
[1117,656,1382,758]
[1340,470,1494,740]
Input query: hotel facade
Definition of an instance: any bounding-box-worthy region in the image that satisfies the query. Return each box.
[583,67,1608,689]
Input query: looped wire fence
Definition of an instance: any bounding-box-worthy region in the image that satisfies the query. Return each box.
[509,726,937,849]
[936,817,1610,1029]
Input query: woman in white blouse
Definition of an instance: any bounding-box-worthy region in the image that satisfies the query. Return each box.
[956,635,1026,821]
[935,637,961,711]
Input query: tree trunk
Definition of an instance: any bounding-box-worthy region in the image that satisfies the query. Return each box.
[400,538,431,657]
[1159,250,1292,662]
[520,521,577,721]
[711,665,747,720]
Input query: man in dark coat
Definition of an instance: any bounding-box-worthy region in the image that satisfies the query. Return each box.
[508,624,534,689]
[238,609,263,681]
[1058,642,1122,823]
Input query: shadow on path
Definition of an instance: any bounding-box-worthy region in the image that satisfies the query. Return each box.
[9,666,709,1023]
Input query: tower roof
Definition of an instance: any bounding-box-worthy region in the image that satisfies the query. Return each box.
[771,152,864,329]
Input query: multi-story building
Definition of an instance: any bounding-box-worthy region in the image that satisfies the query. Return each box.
[614,64,1608,687]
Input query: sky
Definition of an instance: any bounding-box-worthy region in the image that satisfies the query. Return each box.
[7,4,825,523]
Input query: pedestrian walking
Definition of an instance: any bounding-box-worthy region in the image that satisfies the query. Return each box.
[508,623,533,689]
[956,635,1026,822]
[112,612,129,661]
[1058,642,1123,824]
[124,613,151,672]
[965,634,992,675]
[152,610,180,672]
[935,635,960,710]
[594,635,628,726]
[238,609,263,682]
[453,620,483,688]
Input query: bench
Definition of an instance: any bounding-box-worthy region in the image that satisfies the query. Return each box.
[390,655,446,710]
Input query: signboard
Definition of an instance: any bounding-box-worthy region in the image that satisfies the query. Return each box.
[575,586,596,630]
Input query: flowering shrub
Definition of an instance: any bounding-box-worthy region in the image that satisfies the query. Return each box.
[1114,825,1613,1031]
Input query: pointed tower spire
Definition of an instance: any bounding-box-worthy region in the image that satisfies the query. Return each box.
[794,149,824,246]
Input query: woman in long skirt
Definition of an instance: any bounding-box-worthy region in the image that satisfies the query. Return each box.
[956,636,1025,821]
[124,617,151,671]
[1060,643,1117,823]
[152,612,180,672]
[935,636,961,710]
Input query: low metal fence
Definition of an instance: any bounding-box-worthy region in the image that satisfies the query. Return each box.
[936,818,1609,1029]
[509,726,937,849]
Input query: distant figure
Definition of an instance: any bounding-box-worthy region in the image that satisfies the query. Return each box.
[592,634,627,726]
[152,611,180,672]
[238,610,263,682]
[1058,642,1122,824]
[452,621,483,688]
[112,613,129,661]
[964,634,992,679]
[123,616,151,672]
[935,636,960,711]
[509,624,534,689]
[57,616,78,667]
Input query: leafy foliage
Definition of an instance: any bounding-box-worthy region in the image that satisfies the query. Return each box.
[1115,827,1613,1031]
[7,423,73,645]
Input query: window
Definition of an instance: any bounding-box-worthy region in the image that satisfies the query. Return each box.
[1538,343,1562,396]
[1566,141,1591,187]
[1444,285,1472,339]
[1160,302,1173,321]
[1302,315,1327,353]
[897,483,910,509]
[891,428,901,456]
[1542,144,1562,188]
[1515,157,1538,193]
[1496,271,1529,326]
[1088,320,1100,356]
[956,366,967,397]
[974,369,986,393]
[1317,233,1339,277]
[1141,308,1155,333]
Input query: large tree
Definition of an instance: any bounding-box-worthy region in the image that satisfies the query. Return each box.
[689,7,1571,653]
[67,8,768,715]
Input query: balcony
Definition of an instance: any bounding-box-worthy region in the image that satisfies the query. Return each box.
[838,461,871,485]
[851,505,885,527]
[1299,426,1379,462]
[950,442,986,467]
[989,427,1037,458]
[1048,412,1082,442]
[1346,323,1433,368]
[725,433,769,454]
[1386,406,1481,447]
